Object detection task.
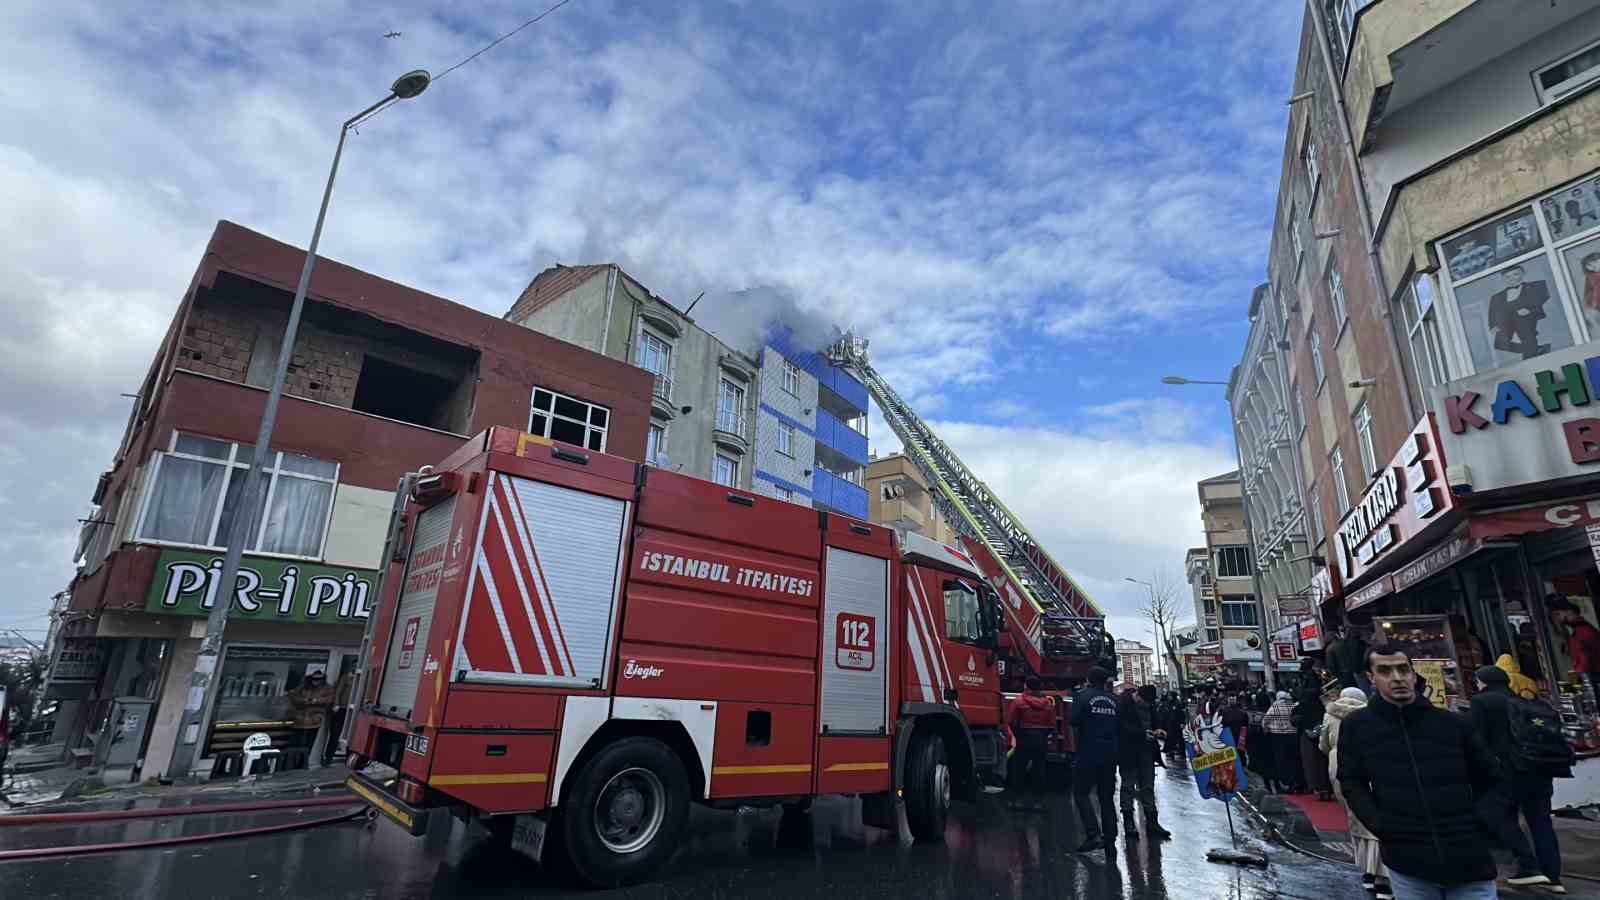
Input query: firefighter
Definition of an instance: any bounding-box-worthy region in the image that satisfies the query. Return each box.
[1007,676,1055,789]
[1071,666,1121,854]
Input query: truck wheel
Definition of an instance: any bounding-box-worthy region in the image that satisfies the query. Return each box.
[562,736,690,887]
[904,732,950,842]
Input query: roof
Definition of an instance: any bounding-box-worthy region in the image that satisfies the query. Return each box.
[1198,470,1240,485]
[504,264,611,323]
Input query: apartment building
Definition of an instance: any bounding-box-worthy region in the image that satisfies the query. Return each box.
[57,222,650,779]
[1257,1,1600,771]
[1193,472,1265,682]
[865,453,958,544]
[1114,639,1155,687]
[505,265,759,490]
[751,328,870,518]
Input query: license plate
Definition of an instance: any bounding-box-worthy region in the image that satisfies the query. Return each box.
[510,814,546,863]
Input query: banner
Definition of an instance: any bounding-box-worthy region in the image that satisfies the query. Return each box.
[1186,711,1248,801]
[144,550,378,625]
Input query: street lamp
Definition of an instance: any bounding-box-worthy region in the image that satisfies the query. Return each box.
[1160,375,1276,692]
[165,70,433,781]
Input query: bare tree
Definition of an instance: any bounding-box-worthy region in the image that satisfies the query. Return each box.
[1137,570,1192,691]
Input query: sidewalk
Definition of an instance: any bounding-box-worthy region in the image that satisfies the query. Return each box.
[1,760,385,814]
[1241,784,1600,896]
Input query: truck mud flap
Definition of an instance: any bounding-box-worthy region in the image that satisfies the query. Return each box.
[347,772,430,836]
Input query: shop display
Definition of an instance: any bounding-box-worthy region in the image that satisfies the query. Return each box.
[1375,615,1467,709]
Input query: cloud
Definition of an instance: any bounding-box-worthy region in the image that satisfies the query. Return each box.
[0,0,1299,627]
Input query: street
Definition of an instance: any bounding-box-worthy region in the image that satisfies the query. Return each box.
[0,767,1376,899]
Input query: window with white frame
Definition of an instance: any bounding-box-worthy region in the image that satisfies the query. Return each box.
[1335,0,1369,56]
[1354,403,1376,476]
[1309,319,1327,388]
[1292,382,1306,435]
[136,433,338,559]
[1535,38,1600,105]
[776,486,794,502]
[1276,285,1290,329]
[1307,483,1323,546]
[1215,545,1252,578]
[530,387,609,451]
[638,330,671,377]
[780,359,800,395]
[1435,176,1600,375]
[1328,264,1347,328]
[1220,595,1259,627]
[1395,273,1451,393]
[1289,203,1305,267]
[713,453,739,487]
[716,379,745,434]
[776,421,795,457]
[1331,446,1351,516]
[646,424,665,466]
[1302,131,1320,194]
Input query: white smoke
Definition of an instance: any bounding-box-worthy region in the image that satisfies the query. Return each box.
[689,285,841,357]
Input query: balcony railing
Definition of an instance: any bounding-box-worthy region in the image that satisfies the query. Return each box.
[715,408,747,438]
[650,373,673,404]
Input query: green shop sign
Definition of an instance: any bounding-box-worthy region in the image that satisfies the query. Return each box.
[145,549,378,625]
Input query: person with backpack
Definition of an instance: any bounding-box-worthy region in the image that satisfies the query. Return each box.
[1470,664,1574,893]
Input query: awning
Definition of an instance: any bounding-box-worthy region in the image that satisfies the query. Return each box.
[1469,495,1600,540]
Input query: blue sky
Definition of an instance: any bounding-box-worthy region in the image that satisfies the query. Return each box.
[1,0,1304,650]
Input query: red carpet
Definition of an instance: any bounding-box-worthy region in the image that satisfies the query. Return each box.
[1281,794,1349,832]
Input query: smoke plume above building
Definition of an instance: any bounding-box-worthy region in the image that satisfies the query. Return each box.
[689,285,841,356]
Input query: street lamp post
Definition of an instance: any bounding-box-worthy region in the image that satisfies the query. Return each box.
[164,71,432,781]
[1161,375,1277,693]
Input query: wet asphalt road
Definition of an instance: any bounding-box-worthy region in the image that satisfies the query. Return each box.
[0,766,1380,899]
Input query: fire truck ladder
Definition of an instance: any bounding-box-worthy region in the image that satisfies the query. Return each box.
[826,336,1107,670]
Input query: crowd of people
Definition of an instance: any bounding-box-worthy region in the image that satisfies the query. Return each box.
[1007,640,1579,899]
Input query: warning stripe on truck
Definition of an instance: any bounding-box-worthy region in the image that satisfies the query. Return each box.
[463,473,576,677]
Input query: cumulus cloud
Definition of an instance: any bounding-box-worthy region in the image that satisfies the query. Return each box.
[0,0,1298,629]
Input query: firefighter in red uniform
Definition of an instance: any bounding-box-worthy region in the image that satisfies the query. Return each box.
[1007,676,1056,789]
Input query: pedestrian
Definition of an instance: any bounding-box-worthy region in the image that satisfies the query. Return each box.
[1117,684,1172,841]
[1220,693,1250,768]
[1264,690,1304,793]
[1322,686,1393,899]
[323,668,356,766]
[1007,676,1056,789]
[1470,664,1573,893]
[1070,666,1121,855]
[1294,686,1334,802]
[1248,693,1280,792]
[1337,644,1502,900]
[1547,596,1600,697]
[289,670,336,767]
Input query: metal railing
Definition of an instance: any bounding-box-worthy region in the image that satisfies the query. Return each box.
[714,408,746,437]
[650,373,673,403]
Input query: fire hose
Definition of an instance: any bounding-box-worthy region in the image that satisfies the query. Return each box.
[0,795,366,861]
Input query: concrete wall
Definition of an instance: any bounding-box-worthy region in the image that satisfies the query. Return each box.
[1344,0,1477,151]
[509,269,611,356]
[322,483,395,570]
[1364,6,1600,208]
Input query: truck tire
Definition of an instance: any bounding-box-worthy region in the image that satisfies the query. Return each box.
[904,731,950,842]
[561,736,690,887]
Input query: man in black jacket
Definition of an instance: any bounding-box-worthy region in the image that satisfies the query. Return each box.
[1470,665,1566,892]
[1337,644,1502,899]
[1116,684,1171,841]
[1070,667,1121,855]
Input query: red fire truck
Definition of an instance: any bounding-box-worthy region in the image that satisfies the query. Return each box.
[346,427,1010,886]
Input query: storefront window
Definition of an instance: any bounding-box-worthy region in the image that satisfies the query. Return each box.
[1459,552,1549,693]
[206,646,334,766]
[1528,527,1600,748]
[1374,614,1467,710]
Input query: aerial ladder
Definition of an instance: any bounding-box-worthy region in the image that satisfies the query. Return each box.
[827,335,1114,691]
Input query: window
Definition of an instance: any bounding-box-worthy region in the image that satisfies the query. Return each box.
[1203,597,1218,616]
[352,356,461,431]
[1205,627,1221,643]
[776,486,794,502]
[1354,403,1376,476]
[1328,264,1347,328]
[942,579,982,643]
[1334,0,1370,56]
[1220,596,1259,628]
[713,453,738,487]
[716,379,745,435]
[1331,446,1351,516]
[1292,382,1306,435]
[1276,285,1290,329]
[1288,203,1305,270]
[1215,546,1252,578]
[776,422,795,457]
[136,433,337,558]
[1535,38,1600,105]
[1302,132,1320,193]
[1307,483,1323,546]
[529,387,609,452]
[638,331,671,377]
[646,424,665,466]
[781,360,800,395]
[1395,273,1450,392]
[1309,320,1327,387]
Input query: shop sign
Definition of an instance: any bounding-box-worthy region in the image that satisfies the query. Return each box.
[1333,416,1452,584]
[1469,494,1600,540]
[1346,574,1395,612]
[144,549,378,625]
[1222,635,1263,661]
[1275,593,1313,619]
[1298,619,1323,651]
[1186,652,1224,669]
[47,637,104,684]
[1271,641,1297,662]
[1392,535,1478,594]
[1431,343,1600,495]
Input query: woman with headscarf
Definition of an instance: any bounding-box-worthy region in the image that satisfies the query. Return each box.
[1263,690,1304,794]
[1322,686,1391,899]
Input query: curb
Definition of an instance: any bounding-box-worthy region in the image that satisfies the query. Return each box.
[1234,792,1353,866]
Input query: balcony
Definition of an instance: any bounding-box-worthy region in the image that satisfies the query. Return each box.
[713,407,749,452]
[878,497,927,530]
[649,373,674,418]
